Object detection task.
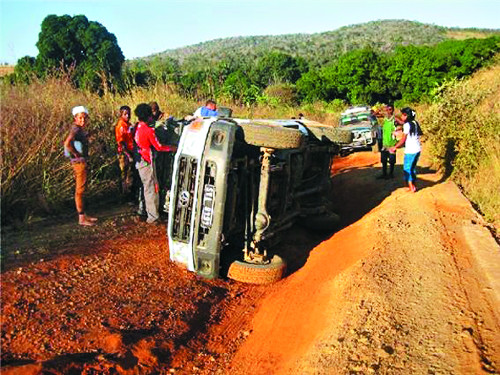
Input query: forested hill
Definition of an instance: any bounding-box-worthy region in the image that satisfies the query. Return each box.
[144,20,499,67]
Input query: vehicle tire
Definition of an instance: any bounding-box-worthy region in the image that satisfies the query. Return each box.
[240,124,304,149]
[301,211,340,233]
[227,255,286,284]
[307,126,353,144]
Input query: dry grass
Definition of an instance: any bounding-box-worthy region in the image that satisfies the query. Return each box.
[1,76,112,221]
[446,30,500,40]
[0,65,15,77]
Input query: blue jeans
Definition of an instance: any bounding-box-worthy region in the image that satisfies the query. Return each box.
[403,152,420,182]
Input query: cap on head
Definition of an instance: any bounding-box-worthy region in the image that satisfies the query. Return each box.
[72,106,88,117]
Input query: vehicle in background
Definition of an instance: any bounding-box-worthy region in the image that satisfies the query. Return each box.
[339,106,378,149]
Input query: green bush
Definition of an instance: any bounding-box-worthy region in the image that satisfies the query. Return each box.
[262,83,299,106]
[422,57,500,225]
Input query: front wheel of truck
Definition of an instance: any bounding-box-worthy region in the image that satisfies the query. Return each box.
[227,255,286,284]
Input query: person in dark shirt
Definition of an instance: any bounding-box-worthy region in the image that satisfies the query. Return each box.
[134,103,175,224]
[150,101,166,123]
[64,105,98,226]
[149,101,175,215]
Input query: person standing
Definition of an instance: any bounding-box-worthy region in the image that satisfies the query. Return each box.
[149,101,176,215]
[150,101,166,123]
[377,104,402,179]
[389,107,423,192]
[114,105,135,201]
[129,120,146,216]
[64,106,98,226]
[134,103,175,224]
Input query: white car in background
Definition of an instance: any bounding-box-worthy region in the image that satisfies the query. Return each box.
[339,106,378,149]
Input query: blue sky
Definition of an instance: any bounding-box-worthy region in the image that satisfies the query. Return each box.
[1,0,499,64]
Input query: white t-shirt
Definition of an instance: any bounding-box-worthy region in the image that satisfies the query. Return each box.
[403,122,421,154]
[193,107,203,117]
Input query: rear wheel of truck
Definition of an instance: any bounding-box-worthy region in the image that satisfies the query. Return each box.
[227,255,286,284]
[240,124,304,149]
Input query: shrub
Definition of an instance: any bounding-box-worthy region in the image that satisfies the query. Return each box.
[422,56,500,226]
[262,83,299,106]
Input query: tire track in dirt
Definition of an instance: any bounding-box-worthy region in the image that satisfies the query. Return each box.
[429,185,500,373]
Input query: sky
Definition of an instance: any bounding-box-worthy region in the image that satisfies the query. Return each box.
[1,0,499,64]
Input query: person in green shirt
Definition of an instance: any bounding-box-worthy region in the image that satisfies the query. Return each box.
[377,104,403,179]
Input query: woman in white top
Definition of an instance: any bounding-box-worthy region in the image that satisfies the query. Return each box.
[389,107,423,192]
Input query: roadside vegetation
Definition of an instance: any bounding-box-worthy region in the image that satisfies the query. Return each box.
[421,55,500,227]
[1,15,499,226]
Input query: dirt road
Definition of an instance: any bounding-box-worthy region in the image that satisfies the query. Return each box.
[2,150,499,374]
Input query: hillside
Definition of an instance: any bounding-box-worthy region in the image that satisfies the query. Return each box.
[146,20,499,66]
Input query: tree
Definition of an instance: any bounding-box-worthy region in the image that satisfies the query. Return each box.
[296,69,325,102]
[33,14,124,91]
[254,52,308,87]
[148,56,181,84]
[13,56,36,83]
[221,70,260,104]
[331,48,388,104]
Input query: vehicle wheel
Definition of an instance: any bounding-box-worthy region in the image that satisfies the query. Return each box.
[307,126,353,144]
[301,211,340,233]
[240,124,304,149]
[227,255,286,284]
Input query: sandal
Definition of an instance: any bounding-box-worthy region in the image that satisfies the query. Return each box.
[79,219,95,226]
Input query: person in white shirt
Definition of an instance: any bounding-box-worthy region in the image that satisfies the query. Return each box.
[389,107,423,192]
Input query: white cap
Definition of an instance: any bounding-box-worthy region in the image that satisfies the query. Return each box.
[72,105,88,116]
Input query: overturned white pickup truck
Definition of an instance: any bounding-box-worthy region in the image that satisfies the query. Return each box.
[167,116,352,284]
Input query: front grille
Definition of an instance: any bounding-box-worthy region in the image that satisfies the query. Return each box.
[353,130,372,144]
[197,161,217,246]
[172,156,198,242]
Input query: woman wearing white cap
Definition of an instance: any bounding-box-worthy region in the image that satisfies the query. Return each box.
[64,105,98,226]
